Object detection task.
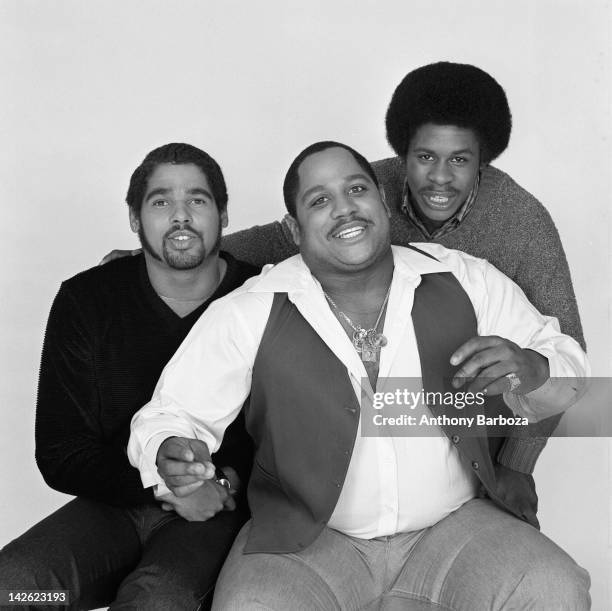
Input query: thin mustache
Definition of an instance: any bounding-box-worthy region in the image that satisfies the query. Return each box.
[164,227,202,240]
[329,217,371,236]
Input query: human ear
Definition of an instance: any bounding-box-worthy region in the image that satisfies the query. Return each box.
[379,186,391,218]
[129,208,140,233]
[285,214,301,246]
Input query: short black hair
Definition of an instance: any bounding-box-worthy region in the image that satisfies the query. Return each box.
[126,143,228,215]
[385,62,512,164]
[283,141,380,217]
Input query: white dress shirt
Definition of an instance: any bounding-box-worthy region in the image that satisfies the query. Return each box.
[128,244,588,537]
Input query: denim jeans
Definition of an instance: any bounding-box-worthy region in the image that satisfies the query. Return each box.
[212,498,590,610]
[0,497,248,610]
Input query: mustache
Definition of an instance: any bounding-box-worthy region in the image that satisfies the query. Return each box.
[164,226,203,240]
[329,216,372,237]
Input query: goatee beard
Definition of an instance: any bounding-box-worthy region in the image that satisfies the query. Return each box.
[137,220,222,270]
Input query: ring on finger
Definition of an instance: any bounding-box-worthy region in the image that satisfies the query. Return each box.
[505,372,522,393]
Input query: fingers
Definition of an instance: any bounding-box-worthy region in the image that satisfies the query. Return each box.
[157,437,215,494]
[171,481,206,497]
[158,437,195,462]
[450,336,504,368]
[451,337,520,390]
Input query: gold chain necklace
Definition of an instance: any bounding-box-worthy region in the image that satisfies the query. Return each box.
[324,285,391,362]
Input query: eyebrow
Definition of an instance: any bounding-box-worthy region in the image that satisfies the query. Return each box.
[300,173,371,203]
[144,187,214,201]
[413,147,475,156]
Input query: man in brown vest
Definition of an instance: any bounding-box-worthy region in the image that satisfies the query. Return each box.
[129,141,590,610]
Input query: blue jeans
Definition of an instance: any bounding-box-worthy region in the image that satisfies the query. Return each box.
[0,497,248,610]
[212,499,590,610]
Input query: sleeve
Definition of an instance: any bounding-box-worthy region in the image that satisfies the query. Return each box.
[128,295,265,490]
[221,219,298,267]
[512,199,585,350]
[35,284,154,506]
[471,258,589,422]
[494,181,585,472]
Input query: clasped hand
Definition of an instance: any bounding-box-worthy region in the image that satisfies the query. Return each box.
[156,436,236,521]
[450,336,549,396]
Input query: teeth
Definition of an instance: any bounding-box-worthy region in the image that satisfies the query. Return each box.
[429,195,449,204]
[335,227,364,239]
[172,235,190,240]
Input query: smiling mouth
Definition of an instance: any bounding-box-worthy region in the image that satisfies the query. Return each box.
[334,226,365,239]
[422,192,456,209]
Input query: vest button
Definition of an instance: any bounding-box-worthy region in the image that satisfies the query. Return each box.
[451,435,460,444]
[471,461,479,470]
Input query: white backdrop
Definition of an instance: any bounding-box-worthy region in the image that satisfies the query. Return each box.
[1,0,610,608]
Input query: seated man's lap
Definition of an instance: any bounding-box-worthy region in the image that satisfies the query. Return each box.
[114,505,250,611]
[213,499,590,611]
[0,498,142,609]
[0,497,249,611]
[384,498,590,610]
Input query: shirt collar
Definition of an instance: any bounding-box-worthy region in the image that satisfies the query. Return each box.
[401,171,481,239]
[247,246,449,295]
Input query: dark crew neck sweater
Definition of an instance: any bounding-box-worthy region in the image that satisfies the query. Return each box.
[35,252,259,506]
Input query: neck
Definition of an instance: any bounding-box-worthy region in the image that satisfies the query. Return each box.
[316,249,394,304]
[144,252,227,303]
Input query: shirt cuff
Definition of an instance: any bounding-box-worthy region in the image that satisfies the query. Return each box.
[504,377,587,421]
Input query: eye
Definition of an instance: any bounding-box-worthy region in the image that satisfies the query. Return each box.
[310,195,329,207]
[450,156,468,165]
[189,198,208,206]
[417,153,434,162]
[348,185,367,195]
[151,199,169,207]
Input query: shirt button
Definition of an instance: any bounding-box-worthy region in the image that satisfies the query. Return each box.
[344,406,357,413]
[451,435,460,444]
[472,461,479,470]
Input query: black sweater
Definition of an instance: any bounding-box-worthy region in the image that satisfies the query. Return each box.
[35,253,259,506]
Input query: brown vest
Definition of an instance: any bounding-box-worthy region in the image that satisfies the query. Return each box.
[244,258,536,554]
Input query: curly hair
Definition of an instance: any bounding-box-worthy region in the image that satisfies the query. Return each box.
[385,62,512,164]
[283,141,380,217]
[126,143,228,215]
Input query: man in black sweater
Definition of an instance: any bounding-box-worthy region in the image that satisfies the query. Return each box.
[0,143,259,610]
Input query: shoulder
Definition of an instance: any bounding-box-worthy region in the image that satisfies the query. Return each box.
[59,255,141,301]
[402,242,496,287]
[480,166,556,223]
[221,251,262,286]
[371,156,404,183]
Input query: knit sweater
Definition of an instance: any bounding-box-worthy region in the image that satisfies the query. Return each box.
[222,158,584,348]
[221,158,585,473]
[35,253,259,506]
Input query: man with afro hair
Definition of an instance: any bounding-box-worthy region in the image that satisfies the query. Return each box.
[102,63,584,532]
[219,62,584,530]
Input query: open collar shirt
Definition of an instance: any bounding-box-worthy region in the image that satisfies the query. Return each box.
[128,244,588,537]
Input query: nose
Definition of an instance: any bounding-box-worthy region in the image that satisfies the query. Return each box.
[427,161,452,186]
[331,192,358,218]
[171,201,193,225]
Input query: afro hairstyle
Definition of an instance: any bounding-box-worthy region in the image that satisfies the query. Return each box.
[385,62,512,164]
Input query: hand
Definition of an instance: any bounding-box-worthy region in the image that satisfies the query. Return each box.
[157,481,236,521]
[156,437,215,497]
[98,248,141,265]
[450,336,549,396]
[480,463,539,528]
